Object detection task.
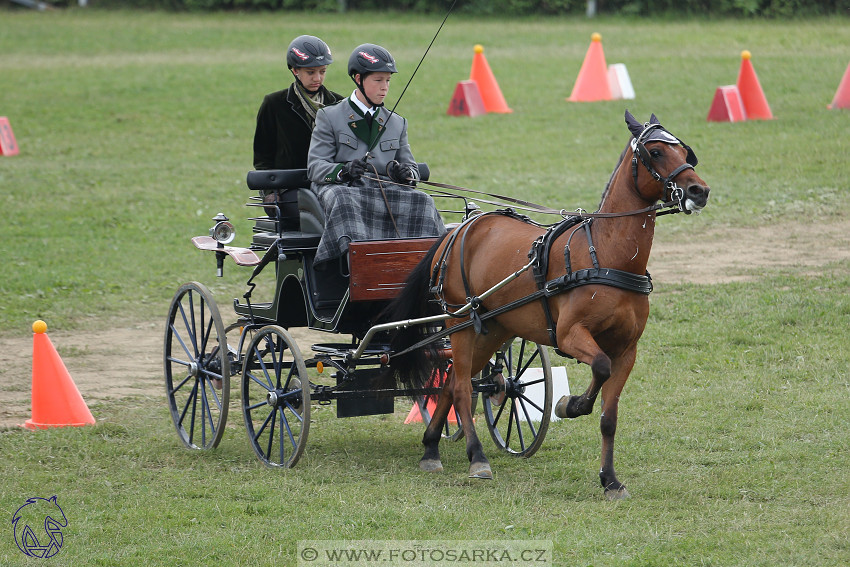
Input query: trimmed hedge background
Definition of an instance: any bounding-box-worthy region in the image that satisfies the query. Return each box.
[62,0,850,17]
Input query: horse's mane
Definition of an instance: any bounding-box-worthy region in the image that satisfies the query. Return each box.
[596,142,630,212]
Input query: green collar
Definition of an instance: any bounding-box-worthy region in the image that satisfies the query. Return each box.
[346,100,386,148]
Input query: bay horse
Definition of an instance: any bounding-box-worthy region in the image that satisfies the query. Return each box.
[384,111,710,499]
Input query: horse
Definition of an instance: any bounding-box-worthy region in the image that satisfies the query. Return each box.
[384,110,710,499]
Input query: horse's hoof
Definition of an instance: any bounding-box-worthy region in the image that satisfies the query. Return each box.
[554,395,569,418]
[420,459,443,473]
[468,463,493,479]
[604,487,630,501]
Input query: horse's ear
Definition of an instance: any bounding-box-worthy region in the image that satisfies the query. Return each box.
[649,113,661,125]
[624,110,643,138]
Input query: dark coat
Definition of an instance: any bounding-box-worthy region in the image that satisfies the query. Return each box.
[252,83,344,171]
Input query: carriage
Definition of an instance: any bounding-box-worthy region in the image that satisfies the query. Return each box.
[163,164,555,469]
[164,112,709,496]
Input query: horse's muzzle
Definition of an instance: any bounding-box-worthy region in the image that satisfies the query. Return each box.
[683,183,710,213]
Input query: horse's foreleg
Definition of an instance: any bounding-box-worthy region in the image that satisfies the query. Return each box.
[419,370,454,473]
[554,327,611,419]
[597,352,636,500]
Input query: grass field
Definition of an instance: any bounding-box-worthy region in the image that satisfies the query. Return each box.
[1,8,848,566]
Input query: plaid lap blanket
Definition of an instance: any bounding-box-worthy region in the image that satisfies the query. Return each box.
[314,181,446,265]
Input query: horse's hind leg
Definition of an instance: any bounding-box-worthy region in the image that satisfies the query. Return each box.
[419,370,454,473]
[455,371,491,479]
[450,329,500,479]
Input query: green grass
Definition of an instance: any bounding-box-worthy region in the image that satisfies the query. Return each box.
[1,9,849,566]
[2,271,848,565]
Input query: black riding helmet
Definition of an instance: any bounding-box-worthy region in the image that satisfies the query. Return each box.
[286,35,333,70]
[348,43,397,107]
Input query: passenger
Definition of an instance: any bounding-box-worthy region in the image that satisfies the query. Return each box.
[253,35,345,212]
[307,43,445,268]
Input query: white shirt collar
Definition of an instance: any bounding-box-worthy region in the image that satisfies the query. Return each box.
[350,90,377,116]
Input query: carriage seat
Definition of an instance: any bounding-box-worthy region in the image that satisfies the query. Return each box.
[246,164,432,252]
[246,169,325,251]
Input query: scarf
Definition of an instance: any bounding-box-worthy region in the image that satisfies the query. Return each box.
[293,81,326,129]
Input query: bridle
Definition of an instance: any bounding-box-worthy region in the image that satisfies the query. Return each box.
[630,123,697,214]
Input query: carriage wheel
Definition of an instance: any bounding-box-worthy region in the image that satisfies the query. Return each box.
[241,325,310,468]
[164,282,230,450]
[481,338,552,457]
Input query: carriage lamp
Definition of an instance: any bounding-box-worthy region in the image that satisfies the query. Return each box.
[210,213,236,245]
[210,213,235,277]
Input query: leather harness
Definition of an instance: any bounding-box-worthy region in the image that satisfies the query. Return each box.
[425,209,653,359]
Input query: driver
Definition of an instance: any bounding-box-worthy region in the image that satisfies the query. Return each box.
[307,43,445,269]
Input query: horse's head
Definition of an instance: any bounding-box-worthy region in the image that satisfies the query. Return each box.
[624,110,710,214]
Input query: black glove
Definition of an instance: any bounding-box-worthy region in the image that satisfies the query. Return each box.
[339,158,367,182]
[387,161,416,186]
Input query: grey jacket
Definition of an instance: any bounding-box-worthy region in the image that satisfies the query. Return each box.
[307,98,419,187]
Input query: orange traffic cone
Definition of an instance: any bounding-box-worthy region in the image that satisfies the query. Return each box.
[404,398,458,425]
[736,50,773,120]
[828,61,850,109]
[469,44,512,113]
[0,116,19,156]
[568,33,613,102]
[23,320,96,429]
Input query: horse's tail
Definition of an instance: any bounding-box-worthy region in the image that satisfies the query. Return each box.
[379,233,448,391]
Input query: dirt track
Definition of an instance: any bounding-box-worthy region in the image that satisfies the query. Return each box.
[2,219,848,428]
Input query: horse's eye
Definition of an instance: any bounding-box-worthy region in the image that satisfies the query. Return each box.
[650,149,662,159]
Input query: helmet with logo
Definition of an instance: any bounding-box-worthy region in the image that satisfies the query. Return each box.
[286,35,333,70]
[347,43,397,79]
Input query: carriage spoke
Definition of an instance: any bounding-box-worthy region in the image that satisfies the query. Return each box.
[247,370,273,391]
[178,378,199,429]
[253,408,275,443]
[200,379,217,443]
[265,408,277,459]
[169,370,193,396]
[517,393,545,416]
[504,401,515,447]
[253,344,275,389]
[511,400,526,451]
[170,321,196,361]
[188,378,199,445]
[516,395,539,439]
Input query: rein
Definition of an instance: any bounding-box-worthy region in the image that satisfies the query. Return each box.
[360,174,685,220]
